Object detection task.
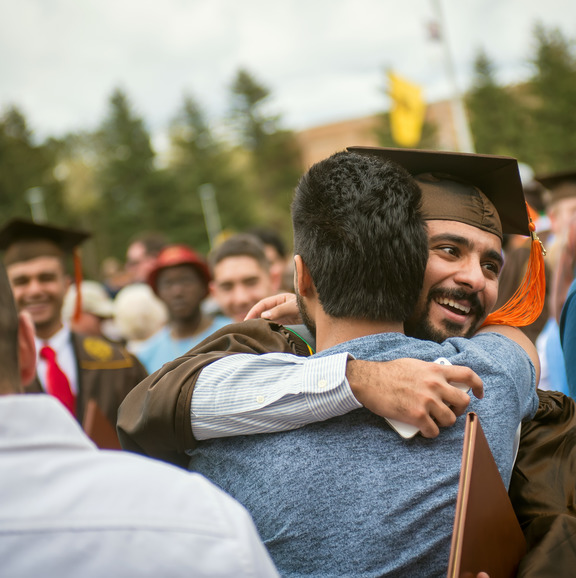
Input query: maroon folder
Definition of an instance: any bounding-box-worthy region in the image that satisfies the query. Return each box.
[82,399,122,450]
[447,413,526,578]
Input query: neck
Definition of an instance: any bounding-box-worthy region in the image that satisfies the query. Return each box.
[169,310,208,339]
[315,312,404,352]
[35,320,64,341]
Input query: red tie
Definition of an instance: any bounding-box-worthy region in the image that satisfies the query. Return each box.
[39,345,76,416]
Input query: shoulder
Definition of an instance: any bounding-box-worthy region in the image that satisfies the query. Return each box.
[189,319,313,357]
[139,327,169,348]
[446,332,535,383]
[72,333,144,371]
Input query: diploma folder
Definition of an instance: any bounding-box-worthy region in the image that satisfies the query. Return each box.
[82,399,122,450]
[447,413,526,578]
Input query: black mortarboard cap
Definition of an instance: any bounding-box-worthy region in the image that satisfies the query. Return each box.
[534,170,576,205]
[0,218,90,265]
[347,147,529,238]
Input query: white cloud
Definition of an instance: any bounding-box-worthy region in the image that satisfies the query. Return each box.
[0,0,573,140]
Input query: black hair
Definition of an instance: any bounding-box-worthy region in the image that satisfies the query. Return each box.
[209,234,269,271]
[129,232,167,257]
[247,227,287,259]
[291,151,427,322]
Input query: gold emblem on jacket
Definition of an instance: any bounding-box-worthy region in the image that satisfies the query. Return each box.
[83,337,114,361]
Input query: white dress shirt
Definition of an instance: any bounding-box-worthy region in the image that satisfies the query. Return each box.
[0,395,279,578]
[191,351,361,440]
[34,325,79,394]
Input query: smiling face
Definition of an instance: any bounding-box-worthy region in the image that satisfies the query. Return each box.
[210,256,274,322]
[7,256,70,339]
[404,220,503,343]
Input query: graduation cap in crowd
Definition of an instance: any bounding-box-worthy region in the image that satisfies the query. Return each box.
[535,170,576,205]
[347,147,546,329]
[0,218,91,322]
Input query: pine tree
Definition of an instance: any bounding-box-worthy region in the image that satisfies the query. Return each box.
[0,106,66,223]
[528,25,576,173]
[466,50,531,160]
[167,94,255,252]
[92,88,164,259]
[228,69,302,235]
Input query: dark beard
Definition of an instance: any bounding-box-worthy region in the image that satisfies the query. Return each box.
[296,292,317,336]
[404,287,485,343]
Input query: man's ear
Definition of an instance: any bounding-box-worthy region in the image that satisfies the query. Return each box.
[294,255,314,296]
[18,312,37,387]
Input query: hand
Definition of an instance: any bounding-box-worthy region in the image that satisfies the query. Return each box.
[244,293,302,325]
[346,358,484,438]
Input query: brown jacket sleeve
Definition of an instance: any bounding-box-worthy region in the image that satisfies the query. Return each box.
[117,319,312,467]
[509,389,576,576]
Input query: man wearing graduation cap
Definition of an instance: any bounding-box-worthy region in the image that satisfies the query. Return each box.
[0,219,147,446]
[118,149,542,576]
[119,147,545,456]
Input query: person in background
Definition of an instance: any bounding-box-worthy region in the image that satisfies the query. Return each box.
[0,261,279,578]
[137,244,230,373]
[113,283,168,355]
[493,167,550,344]
[248,226,293,291]
[125,231,166,285]
[100,256,131,298]
[209,233,280,322]
[532,170,576,393]
[62,280,116,339]
[0,219,147,446]
[556,215,576,398]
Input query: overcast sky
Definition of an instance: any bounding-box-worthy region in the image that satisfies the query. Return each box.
[0,0,574,143]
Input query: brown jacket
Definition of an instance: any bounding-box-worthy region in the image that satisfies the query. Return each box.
[117,319,576,574]
[118,320,311,466]
[27,332,147,444]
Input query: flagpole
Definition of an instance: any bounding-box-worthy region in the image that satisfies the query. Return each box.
[430,0,475,153]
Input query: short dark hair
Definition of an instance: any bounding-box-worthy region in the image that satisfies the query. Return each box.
[129,232,167,257]
[0,263,20,388]
[247,227,287,259]
[291,151,428,322]
[209,234,269,272]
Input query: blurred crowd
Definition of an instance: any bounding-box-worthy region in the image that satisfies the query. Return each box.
[497,166,576,396]
[64,227,294,373]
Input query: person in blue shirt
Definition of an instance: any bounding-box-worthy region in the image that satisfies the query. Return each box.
[137,244,230,373]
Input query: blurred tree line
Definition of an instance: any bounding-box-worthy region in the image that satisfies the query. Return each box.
[0,24,574,274]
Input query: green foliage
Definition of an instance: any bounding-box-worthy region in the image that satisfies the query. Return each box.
[3,23,575,272]
[90,88,166,260]
[466,50,531,159]
[0,106,67,222]
[228,69,302,238]
[466,27,576,174]
[528,25,576,173]
[166,94,257,252]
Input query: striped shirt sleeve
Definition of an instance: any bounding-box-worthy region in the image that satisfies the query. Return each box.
[191,352,362,440]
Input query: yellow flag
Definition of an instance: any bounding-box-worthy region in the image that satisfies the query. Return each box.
[388,72,426,147]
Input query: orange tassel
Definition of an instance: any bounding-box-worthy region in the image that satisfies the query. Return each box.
[482,212,546,328]
[73,248,83,323]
